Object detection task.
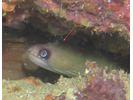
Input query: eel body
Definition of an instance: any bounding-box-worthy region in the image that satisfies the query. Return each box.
[27,43,119,77]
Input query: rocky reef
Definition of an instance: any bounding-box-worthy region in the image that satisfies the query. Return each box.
[34,0,130,34]
[2,61,130,100]
[53,61,130,100]
[2,0,130,55]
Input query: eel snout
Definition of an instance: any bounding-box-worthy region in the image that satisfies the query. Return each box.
[27,44,55,72]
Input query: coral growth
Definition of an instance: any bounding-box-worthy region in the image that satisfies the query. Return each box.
[34,0,130,36]
[32,0,130,55]
[2,0,130,35]
[53,61,130,100]
[2,0,33,29]
[2,0,130,55]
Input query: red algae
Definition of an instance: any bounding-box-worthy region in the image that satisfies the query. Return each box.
[53,61,130,100]
[108,3,121,11]
[44,94,54,100]
[2,0,33,29]
[2,0,130,36]
[33,0,130,35]
[2,0,130,56]
[23,77,40,87]
[78,61,129,100]
[2,60,129,99]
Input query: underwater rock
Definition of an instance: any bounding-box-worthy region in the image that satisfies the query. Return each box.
[32,0,130,55]
[53,61,130,100]
[34,0,130,34]
[2,61,130,100]
[2,0,130,56]
[2,0,33,29]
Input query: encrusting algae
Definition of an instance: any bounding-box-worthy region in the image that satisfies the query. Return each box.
[53,61,130,100]
[2,0,130,55]
[2,61,130,100]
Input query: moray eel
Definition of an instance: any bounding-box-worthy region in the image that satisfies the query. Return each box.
[27,43,119,77]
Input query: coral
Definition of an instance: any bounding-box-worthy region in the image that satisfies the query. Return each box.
[2,0,33,29]
[34,0,130,36]
[28,0,129,55]
[2,0,130,55]
[53,61,130,100]
[2,61,129,100]
[3,0,129,36]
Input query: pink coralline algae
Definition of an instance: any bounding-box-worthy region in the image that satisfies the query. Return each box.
[2,0,33,29]
[2,0,130,55]
[53,61,130,100]
[2,0,130,36]
[34,0,130,36]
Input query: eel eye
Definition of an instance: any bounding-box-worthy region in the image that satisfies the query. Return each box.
[40,50,48,58]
